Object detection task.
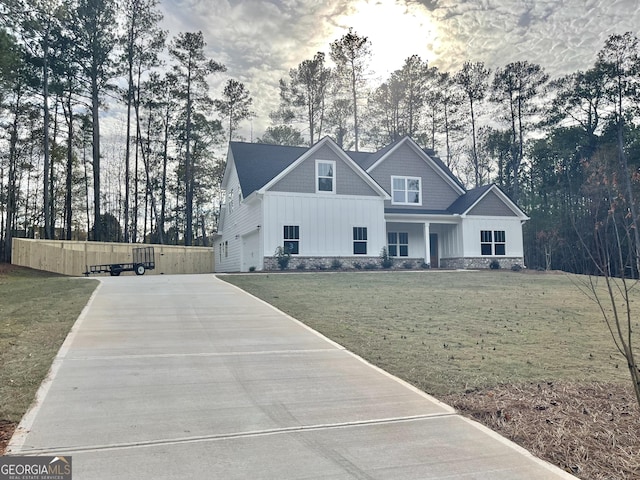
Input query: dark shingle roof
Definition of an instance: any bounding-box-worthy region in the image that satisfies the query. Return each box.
[447,184,493,214]
[348,140,399,170]
[230,142,308,195]
[385,207,452,215]
[229,139,466,199]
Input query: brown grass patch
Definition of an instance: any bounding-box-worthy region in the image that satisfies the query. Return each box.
[0,263,97,453]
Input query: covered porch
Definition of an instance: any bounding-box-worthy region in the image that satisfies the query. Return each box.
[385,214,462,268]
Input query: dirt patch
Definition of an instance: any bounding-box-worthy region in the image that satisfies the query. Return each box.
[442,382,640,480]
[0,420,16,455]
[0,263,20,275]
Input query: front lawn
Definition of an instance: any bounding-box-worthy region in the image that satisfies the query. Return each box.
[223,270,629,395]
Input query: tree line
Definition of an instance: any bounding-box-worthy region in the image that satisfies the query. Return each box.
[0,0,254,261]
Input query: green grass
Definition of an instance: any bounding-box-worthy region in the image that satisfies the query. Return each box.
[0,265,98,422]
[223,271,634,397]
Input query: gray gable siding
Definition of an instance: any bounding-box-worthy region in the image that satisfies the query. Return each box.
[269,144,378,196]
[368,143,460,210]
[468,190,517,216]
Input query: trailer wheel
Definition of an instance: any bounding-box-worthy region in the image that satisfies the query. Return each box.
[135,264,146,276]
[110,270,121,276]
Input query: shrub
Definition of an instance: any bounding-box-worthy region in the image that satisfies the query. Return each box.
[330,259,343,270]
[421,262,431,269]
[314,262,327,271]
[249,266,256,272]
[273,246,291,270]
[489,259,501,270]
[353,261,362,270]
[296,262,306,270]
[511,264,523,272]
[402,260,414,269]
[380,247,394,269]
[364,262,378,270]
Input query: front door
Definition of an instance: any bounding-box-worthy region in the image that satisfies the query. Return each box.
[430,233,439,268]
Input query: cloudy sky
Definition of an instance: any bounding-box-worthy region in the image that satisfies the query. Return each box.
[157,0,640,141]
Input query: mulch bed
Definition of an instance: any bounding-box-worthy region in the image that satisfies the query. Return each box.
[442,382,640,480]
[0,420,16,455]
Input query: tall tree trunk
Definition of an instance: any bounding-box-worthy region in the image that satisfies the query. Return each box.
[91,73,101,242]
[351,58,359,151]
[160,109,169,242]
[3,95,20,261]
[64,90,73,240]
[124,69,133,242]
[43,26,52,240]
[50,101,59,237]
[184,64,193,246]
[470,96,479,187]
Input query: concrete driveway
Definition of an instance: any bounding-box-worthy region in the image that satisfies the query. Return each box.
[8,274,576,479]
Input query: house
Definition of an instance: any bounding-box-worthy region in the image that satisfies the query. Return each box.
[214,136,528,272]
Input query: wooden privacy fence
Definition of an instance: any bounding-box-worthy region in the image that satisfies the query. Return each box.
[11,238,215,276]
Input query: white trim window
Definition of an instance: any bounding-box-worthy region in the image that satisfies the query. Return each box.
[481,230,506,256]
[284,225,300,254]
[353,227,367,255]
[387,232,408,257]
[316,160,336,193]
[391,176,421,205]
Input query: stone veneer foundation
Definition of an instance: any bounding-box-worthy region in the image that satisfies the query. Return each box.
[439,257,524,269]
[262,256,524,271]
[262,256,427,271]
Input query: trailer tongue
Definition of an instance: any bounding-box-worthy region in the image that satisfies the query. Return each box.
[84,246,155,276]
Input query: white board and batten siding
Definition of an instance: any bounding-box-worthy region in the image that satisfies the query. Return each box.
[461,216,525,258]
[215,163,263,272]
[460,188,526,258]
[262,192,386,257]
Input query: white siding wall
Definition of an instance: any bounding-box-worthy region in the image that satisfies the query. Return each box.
[431,223,463,258]
[263,192,386,257]
[385,223,427,258]
[215,164,264,272]
[461,216,524,257]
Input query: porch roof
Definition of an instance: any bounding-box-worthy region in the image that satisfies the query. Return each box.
[385,207,453,216]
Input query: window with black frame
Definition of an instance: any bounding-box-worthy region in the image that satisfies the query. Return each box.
[284,225,299,254]
[353,227,367,254]
[387,232,409,256]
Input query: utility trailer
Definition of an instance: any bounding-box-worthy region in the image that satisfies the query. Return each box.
[84,246,155,276]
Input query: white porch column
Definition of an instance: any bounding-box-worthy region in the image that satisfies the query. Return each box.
[423,222,431,266]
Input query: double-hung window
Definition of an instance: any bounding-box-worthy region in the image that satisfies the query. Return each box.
[388,232,409,257]
[480,230,506,256]
[494,230,506,255]
[353,227,367,254]
[391,176,421,205]
[284,225,300,254]
[316,160,335,193]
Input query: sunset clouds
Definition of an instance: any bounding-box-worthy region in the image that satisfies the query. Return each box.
[158,0,640,138]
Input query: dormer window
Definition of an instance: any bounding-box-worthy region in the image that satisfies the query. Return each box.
[316,160,335,193]
[391,176,421,205]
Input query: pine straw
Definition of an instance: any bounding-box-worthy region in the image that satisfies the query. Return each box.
[0,420,16,455]
[442,382,640,480]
